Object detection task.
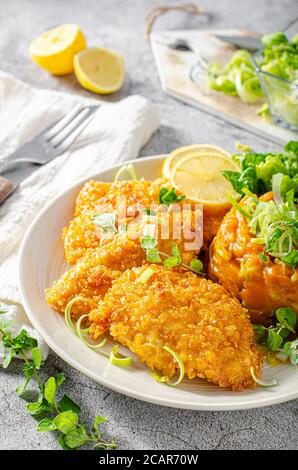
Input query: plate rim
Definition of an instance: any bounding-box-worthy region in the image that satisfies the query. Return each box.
[18,154,298,411]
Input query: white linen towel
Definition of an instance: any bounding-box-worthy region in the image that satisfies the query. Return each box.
[0,71,160,360]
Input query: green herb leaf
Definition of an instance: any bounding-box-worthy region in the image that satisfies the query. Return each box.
[16,380,30,396]
[3,349,14,369]
[16,361,36,395]
[158,187,185,205]
[276,307,296,333]
[44,377,57,405]
[32,347,42,369]
[171,243,181,261]
[0,320,13,331]
[281,250,298,268]
[140,235,158,250]
[36,417,57,432]
[64,426,89,449]
[189,259,203,273]
[53,410,79,434]
[92,415,107,433]
[254,324,267,338]
[57,434,72,450]
[258,253,269,263]
[10,329,38,351]
[55,372,66,387]
[26,398,52,416]
[59,394,81,415]
[146,248,162,263]
[268,329,283,351]
[164,256,180,269]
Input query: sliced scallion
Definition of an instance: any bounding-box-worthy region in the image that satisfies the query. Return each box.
[250,366,278,388]
[151,345,185,387]
[114,164,138,182]
[136,268,154,284]
[65,296,87,333]
[109,345,132,367]
[272,173,283,205]
[76,314,107,350]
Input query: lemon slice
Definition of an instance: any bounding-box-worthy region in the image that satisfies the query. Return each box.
[74,48,125,94]
[163,144,231,180]
[29,24,86,75]
[170,153,240,213]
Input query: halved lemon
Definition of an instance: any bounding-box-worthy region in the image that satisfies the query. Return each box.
[29,24,86,75]
[74,48,125,94]
[170,153,240,213]
[162,144,231,180]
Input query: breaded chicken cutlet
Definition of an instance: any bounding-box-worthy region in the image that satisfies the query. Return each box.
[46,208,202,316]
[89,265,263,391]
[63,177,221,265]
[63,179,167,264]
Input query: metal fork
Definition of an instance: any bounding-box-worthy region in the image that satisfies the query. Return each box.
[0,104,99,204]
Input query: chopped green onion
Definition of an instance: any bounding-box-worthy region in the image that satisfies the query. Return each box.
[65,296,87,333]
[250,367,278,388]
[114,164,138,182]
[275,351,289,362]
[76,315,107,350]
[151,373,169,383]
[151,345,185,387]
[136,268,154,284]
[227,194,252,220]
[272,173,283,205]
[109,345,132,367]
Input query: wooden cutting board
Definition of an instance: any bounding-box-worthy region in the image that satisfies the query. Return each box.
[151,29,298,144]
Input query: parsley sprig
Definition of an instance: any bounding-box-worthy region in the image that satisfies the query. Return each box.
[0,320,116,450]
[254,307,298,367]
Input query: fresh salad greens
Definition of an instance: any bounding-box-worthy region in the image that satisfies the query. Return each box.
[248,189,298,266]
[223,140,298,201]
[258,32,298,81]
[207,30,298,108]
[254,307,298,368]
[0,316,116,450]
[223,140,298,269]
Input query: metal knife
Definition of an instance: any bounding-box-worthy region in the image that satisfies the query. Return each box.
[214,34,262,51]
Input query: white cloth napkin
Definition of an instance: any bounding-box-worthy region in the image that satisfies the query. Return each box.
[0,71,160,360]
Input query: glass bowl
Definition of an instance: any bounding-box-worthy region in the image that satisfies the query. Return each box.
[252,49,298,131]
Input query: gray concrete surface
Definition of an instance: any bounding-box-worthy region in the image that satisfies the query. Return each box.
[1,0,298,450]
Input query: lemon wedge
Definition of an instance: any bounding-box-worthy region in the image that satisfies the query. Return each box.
[29,24,86,75]
[162,144,231,180]
[170,153,240,213]
[74,48,125,94]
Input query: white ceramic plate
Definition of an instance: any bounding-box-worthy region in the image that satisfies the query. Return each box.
[19,155,298,410]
